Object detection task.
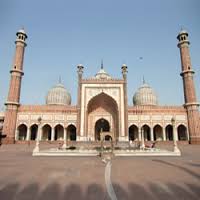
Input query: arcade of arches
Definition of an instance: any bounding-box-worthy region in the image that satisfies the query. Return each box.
[128,124,188,141]
[16,124,77,141]
[87,93,119,141]
[17,122,188,142]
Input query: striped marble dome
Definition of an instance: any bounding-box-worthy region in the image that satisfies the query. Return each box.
[46,83,71,106]
[133,82,158,106]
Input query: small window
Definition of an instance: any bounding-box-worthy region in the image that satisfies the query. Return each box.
[14,66,16,69]
[188,66,190,70]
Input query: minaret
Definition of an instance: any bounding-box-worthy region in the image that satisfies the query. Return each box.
[121,64,128,140]
[177,30,200,144]
[76,64,84,140]
[2,29,28,144]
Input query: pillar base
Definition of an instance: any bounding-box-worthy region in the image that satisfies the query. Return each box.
[190,137,200,144]
[118,136,129,142]
[77,136,88,141]
[33,145,40,153]
[2,137,15,144]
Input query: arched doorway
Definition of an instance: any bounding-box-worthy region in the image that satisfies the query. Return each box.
[177,125,187,140]
[54,124,64,140]
[153,125,163,141]
[42,124,51,141]
[142,125,151,141]
[105,135,112,141]
[129,125,139,141]
[95,118,110,141]
[67,124,77,141]
[165,125,173,141]
[18,124,27,140]
[87,92,119,140]
[30,124,38,140]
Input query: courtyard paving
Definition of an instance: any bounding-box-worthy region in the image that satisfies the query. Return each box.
[0,143,199,200]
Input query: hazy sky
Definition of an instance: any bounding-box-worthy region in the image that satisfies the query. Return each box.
[0,0,200,109]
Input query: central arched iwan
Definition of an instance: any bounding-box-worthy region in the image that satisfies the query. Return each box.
[86,92,119,140]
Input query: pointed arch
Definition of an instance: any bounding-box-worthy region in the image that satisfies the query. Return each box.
[42,124,52,141]
[18,124,27,140]
[177,124,187,140]
[153,124,163,141]
[87,92,119,140]
[67,124,76,141]
[95,118,110,141]
[165,124,173,141]
[142,124,151,141]
[54,124,64,140]
[30,124,38,140]
[87,92,118,113]
[129,124,139,141]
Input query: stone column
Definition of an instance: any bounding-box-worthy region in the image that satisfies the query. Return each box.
[33,117,42,153]
[39,127,42,141]
[150,127,154,141]
[121,64,128,140]
[62,128,67,148]
[141,128,145,149]
[174,127,178,141]
[26,127,30,141]
[15,129,19,140]
[138,128,141,141]
[163,127,166,141]
[51,128,55,141]
[171,117,180,153]
[77,64,84,140]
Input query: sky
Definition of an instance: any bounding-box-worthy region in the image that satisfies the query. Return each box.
[0,0,200,110]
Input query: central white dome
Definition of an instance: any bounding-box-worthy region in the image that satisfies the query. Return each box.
[46,83,71,105]
[95,68,112,80]
[133,82,158,106]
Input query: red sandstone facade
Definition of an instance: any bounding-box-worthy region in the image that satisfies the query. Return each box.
[1,29,200,144]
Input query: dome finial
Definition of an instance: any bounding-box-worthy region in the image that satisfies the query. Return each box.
[59,76,62,84]
[101,59,104,69]
[143,76,145,84]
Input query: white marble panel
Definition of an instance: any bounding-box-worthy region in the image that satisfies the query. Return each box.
[164,115,173,120]
[176,115,186,121]
[128,115,138,120]
[140,115,150,120]
[54,115,64,121]
[152,115,162,120]
[42,115,53,120]
[66,115,77,120]
[18,114,29,120]
[30,115,40,120]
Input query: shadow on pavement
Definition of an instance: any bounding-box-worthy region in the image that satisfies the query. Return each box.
[0,181,199,200]
[152,159,200,180]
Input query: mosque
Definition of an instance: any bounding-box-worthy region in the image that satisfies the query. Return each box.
[0,29,200,145]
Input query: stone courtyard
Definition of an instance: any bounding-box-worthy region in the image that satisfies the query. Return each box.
[0,143,199,200]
